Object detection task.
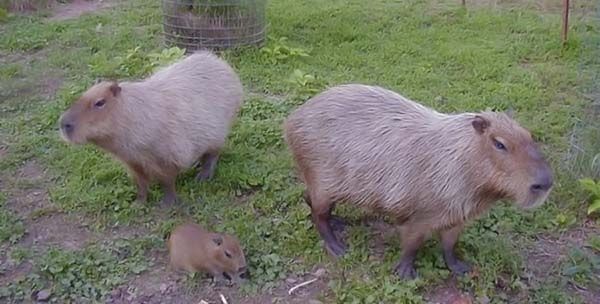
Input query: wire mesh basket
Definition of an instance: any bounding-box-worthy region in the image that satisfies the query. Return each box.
[162,0,266,51]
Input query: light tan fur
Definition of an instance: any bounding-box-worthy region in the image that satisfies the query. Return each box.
[167,223,248,283]
[283,84,553,278]
[59,51,244,206]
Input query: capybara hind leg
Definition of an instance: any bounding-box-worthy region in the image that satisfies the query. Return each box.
[129,164,149,203]
[159,175,178,207]
[310,192,347,257]
[440,225,471,275]
[394,226,425,280]
[304,190,346,232]
[196,152,219,181]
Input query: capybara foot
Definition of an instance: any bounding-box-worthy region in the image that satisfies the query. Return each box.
[394,262,418,280]
[196,152,218,182]
[135,192,147,203]
[329,215,346,232]
[324,238,347,257]
[447,259,472,276]
[196,169,214,182]
[161,194,178,207]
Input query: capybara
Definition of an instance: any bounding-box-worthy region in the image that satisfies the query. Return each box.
[59,51,244,206]
[283,84,553,279]
[167,223,248,283]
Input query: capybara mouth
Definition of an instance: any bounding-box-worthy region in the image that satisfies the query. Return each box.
[58,127,72,143]
[521,190,551,209]
[58,128,84,145]
[222,272,232,281]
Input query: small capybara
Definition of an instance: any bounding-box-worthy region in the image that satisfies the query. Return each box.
[59,51,244,206]
[284,84,553,279]
[167,223,248,283]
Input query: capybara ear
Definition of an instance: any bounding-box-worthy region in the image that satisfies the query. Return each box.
[94,78,102,85]
[109,82,121,97]
[212,235,223,246]
[472,115,490,134]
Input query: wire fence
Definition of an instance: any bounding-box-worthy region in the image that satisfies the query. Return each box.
[161,0,266,52]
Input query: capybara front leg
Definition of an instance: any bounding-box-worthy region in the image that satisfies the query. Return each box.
[394,226,425,280]
[129,164,149,203]
[304,190,346,232]
[196,152,219,181]
[310,192,347,257]
[159,175,178,207]
[440,224,471,276]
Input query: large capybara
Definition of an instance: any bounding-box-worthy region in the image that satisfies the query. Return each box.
[284,84,553,279]
[59,51,244,206]
[167,222,248,283]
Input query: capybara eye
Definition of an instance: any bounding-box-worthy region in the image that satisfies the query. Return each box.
[94,99,106,109]
[493,139,506,151]
[224,250,232,258]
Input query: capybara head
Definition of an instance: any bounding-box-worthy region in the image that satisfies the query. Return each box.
[471,112,553,209]
[208,232,248,282]
[59,81,122,144]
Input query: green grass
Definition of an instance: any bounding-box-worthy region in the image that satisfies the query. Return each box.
[0,0,599,302]
[0,193,24,244]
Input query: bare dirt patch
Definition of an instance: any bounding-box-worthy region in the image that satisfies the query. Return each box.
[49,0,113,21]
[1,160,94,278]
[107,253,330,304]
[425,282,475,304]
[524,222,600,303]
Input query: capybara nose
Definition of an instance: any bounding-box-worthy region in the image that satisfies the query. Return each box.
[61,121,74,134]
[530,167,553,193]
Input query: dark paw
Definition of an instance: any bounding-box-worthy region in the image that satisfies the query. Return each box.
[135,193,147,203]
[394,263,418,280]
[447,259,472,276]
[195,170,214,182]
[330,216,346,232]
[324,239,347,257]
[161,195,178,207]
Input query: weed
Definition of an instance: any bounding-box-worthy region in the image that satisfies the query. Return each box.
[0,238,157,302]
[562,247,600,287]
[579,178,600,215]
[0,193,25,244]
[8,246,31,265]
[260,36,310,64]
[587,235,600,253]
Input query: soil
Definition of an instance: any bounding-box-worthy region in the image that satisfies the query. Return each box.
[50,0,113,21]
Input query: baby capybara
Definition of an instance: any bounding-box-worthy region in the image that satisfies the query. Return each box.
[284,84,553,279]
[59,51,243,206]
[168,223,248,283]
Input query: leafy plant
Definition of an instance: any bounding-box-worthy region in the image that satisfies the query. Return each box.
[562,247,600,287]
[147,46,186,71]
[550,213,577,230]
[288,69,321,96]
[100,46,188,78]
[579,178,600,215]
[261,36,309,64]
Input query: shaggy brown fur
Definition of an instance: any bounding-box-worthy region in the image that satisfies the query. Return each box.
[167,223,248,283]
[284,84,553,279]
[59,51,243,206]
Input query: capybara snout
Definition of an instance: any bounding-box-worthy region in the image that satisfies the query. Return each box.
[59,81,121,145]
[474,112,553,208]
